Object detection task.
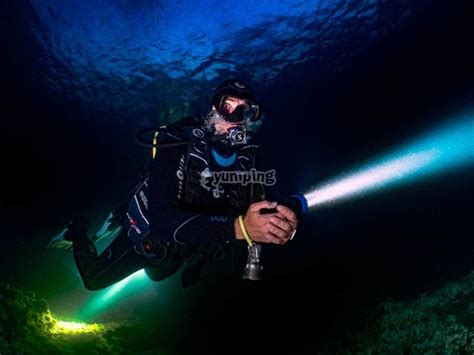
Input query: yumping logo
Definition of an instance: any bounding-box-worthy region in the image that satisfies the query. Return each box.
[211,168,276,186]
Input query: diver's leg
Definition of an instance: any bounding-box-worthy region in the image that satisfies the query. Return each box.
[144,259,184,282]
[73,225,146,291]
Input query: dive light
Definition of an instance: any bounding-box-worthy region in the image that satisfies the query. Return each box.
[242,194,308,281]
[259,194,308,216]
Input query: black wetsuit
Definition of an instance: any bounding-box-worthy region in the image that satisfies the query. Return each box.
[73,117,266,290]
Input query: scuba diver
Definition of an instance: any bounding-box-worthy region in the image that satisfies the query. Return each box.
[49,79,298,289]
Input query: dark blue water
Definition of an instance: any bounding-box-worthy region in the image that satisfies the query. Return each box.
[2,0,474,353]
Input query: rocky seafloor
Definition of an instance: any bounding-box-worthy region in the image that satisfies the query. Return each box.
[4,270,474,354]
[0,282,162,354]
[321,271,474,354]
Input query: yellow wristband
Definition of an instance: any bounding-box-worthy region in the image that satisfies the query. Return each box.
[238,215,253,246]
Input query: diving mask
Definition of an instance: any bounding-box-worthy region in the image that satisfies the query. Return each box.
[216,96,260,123]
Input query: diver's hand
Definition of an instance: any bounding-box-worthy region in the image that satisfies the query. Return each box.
[235,201,298,245]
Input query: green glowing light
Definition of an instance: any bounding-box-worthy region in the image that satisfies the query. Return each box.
[79,269,152,318]
[52,320,104,334]
[45,311,104,334]
[102,269,147,301]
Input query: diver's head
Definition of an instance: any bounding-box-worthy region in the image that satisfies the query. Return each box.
[203,79,263,149]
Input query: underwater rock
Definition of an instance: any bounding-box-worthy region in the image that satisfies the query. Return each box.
[0,283,159,354]
[320,270,474,354]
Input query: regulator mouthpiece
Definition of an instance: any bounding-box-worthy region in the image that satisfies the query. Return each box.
[211,126,248,146]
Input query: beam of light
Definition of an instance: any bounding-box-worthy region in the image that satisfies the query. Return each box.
[304,116,474,208]
[78,269,151,319]
[101,269,147,301]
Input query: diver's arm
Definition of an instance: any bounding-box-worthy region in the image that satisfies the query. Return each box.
[147,121,293,245]
[235,147,298,245]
